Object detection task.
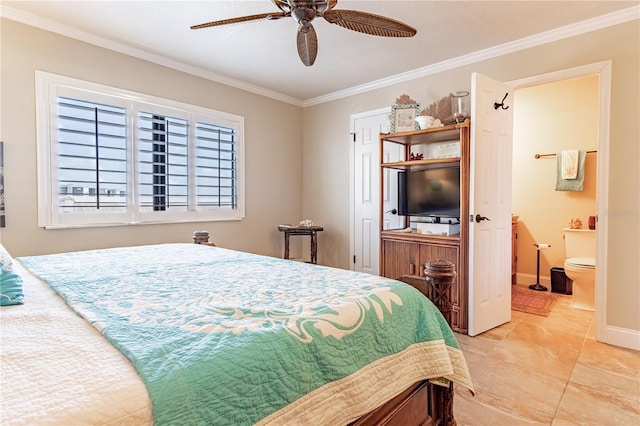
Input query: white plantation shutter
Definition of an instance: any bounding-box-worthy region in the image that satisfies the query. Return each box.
[138,112,189,212]
[195,122,237,210]
[36,71,244,228]
[56,97,128,213]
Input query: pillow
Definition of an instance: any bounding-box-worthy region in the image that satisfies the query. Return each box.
[0,243,24,306]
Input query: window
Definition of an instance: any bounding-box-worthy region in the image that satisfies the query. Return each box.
[36,71,244,228]
[57,97,128,215]
[138,112,189,212]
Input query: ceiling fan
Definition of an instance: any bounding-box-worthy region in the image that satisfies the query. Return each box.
[191,0,417,66]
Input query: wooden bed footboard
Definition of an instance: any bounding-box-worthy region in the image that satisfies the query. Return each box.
[349,273,457,426]
[350,380,455,426]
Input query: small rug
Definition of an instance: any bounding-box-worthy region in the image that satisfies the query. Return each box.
[511,285,559,317]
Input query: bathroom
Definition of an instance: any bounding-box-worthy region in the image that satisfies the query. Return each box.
[512,73,598,310]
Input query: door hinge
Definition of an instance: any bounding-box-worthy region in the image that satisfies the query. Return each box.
[351,132,356,142]
[353,255,356,264]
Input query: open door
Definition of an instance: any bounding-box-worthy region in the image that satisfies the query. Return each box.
[468,73,514,336]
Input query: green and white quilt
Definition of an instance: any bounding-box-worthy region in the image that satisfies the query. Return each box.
[19,244,472,425]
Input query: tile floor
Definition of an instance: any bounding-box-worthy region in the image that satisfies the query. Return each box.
[453,285,640,425]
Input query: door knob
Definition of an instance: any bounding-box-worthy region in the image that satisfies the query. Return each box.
[475,214,491,223]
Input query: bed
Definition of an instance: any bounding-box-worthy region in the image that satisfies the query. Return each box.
[1,243,473,425]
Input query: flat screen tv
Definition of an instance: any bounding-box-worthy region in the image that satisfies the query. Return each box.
[398,165,461,218]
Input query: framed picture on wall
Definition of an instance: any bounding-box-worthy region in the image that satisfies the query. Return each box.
[390,103,420,133]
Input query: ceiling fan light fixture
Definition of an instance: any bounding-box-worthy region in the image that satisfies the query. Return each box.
[291,7,317,25]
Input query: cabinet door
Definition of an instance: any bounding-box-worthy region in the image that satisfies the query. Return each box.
[417,244,459,279]
[381,239,418,279]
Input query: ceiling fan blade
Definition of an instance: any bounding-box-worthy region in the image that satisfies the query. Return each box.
[191,12,287,30]
[323,10,416,37]
[297,23,318,67]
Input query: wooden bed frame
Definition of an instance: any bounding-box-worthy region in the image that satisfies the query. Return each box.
[352,380,455,426]
[349,274,457,425]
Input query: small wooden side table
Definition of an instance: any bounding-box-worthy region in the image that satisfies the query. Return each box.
[424,260,457,326]
[277,225,323,264]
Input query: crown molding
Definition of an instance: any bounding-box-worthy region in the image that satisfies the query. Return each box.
[0,5,304,107]
[2,4,637,108]
[302,5,639,107]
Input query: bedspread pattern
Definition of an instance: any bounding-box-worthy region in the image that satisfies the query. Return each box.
[19,244,472,425]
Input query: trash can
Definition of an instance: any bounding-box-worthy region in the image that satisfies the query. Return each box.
[550,267,572,295]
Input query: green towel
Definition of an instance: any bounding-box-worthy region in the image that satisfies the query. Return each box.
[555,150,585,191]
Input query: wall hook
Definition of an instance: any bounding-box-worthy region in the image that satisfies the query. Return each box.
[494,93,510,110]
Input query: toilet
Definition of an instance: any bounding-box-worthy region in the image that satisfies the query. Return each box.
[563,228,596,311]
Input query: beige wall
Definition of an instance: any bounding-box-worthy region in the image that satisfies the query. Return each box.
[513,75,598,283]
[1,17,638,336]
[302,21,639,332]
[0,19,304,258]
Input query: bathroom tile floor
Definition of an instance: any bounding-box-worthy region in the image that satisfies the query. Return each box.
[453,284,640,425]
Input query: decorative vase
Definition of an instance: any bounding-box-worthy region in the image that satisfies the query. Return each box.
[415,115,434,129]
[451,91,470,123]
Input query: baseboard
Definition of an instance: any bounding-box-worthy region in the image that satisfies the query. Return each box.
[515,272,551,287]
[602,325,640,351]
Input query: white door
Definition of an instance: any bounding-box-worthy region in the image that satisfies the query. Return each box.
[351,109,402,274]
[468,73,514,336]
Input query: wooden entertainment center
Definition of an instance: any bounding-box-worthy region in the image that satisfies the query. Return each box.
[379,119,470,334]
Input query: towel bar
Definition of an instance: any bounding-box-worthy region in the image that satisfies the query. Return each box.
[534,150,597,159]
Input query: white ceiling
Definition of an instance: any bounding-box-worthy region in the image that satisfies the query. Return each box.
[2,1,639,105]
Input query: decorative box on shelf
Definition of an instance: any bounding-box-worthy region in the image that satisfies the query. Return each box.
[416,222,460,236]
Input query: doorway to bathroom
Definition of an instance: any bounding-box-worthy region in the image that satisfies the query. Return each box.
[510,61,611,343]
[349,61,610,342]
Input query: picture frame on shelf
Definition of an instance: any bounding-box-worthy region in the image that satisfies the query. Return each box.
[390,103,420,133]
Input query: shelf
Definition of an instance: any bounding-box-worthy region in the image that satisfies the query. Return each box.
[379,118,470,334]
[381,229,461,243]
[380,119,469,146]
[381,157,460,170]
